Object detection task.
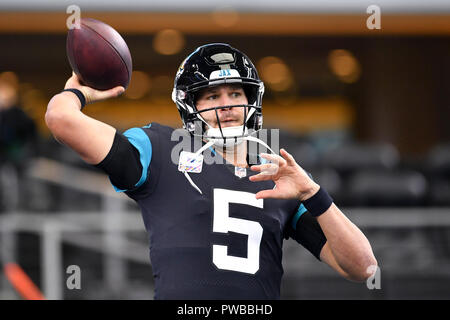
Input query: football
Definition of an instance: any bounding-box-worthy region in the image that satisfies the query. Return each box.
[66,18,132,90]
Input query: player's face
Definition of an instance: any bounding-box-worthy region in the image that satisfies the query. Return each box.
[195,84,248,129]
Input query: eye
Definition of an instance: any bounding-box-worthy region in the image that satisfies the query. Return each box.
[206,94,218,100]
[231,91,242,98]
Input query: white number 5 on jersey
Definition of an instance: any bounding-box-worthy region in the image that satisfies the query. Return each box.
[213,188,263,274]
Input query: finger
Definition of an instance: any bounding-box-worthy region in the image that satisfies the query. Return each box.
[92,86,125,101]
[64,72,81,88]
[71,72,84,85]
[255,189,280,200]
[280,148,297,166]
[249,172,274,182]
[260,153,287,167]
[251,163,279,175]
[250,163,278,172]
[111,86,126,97]
[250,164,262,172]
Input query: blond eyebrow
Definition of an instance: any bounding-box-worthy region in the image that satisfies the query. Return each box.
[202,84,243,94]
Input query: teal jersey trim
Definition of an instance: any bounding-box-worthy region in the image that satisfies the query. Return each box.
[292,203,307,230]
[112,126,152,192]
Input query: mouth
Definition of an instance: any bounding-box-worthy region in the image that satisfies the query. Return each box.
[219,119,239,127]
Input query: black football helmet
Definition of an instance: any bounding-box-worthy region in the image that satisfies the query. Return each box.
[172,43,264,143]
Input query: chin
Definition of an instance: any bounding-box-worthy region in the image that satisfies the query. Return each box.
[220,122,240,128]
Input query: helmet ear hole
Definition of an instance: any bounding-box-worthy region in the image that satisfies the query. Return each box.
[246,111,263,131]
[185,92,197,111]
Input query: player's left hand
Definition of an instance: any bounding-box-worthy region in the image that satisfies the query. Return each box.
[249,148,320,201]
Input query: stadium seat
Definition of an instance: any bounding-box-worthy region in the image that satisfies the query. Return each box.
[307,167,343,202]
[423,143,450,205]
[428,179,450,206]
[321,143,400,174]
[289,142,320,170]
[346,169,428,206]
[427,143,450,177]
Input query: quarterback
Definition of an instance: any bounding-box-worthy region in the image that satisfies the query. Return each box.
[45,43,377,299]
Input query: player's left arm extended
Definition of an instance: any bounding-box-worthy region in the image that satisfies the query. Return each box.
[249,148,377,282]
[315,204,377,282]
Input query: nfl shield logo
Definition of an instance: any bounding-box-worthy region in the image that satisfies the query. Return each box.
[234,166,247,178]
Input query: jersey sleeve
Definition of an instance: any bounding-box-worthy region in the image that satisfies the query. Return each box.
[285,203,327,261]
[95,126,152,193]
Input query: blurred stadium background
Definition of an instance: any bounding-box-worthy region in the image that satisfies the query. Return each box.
[0,0,449,299]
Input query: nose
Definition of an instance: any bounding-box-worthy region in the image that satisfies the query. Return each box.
[217,94,234,111]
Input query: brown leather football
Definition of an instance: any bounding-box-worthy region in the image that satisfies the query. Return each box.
[66,18,132,90]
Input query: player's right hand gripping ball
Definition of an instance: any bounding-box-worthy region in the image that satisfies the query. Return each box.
[66,18,132,90]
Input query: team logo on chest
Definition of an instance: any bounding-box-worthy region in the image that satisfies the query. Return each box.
[234,166,247,178]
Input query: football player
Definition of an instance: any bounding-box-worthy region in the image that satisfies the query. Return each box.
[45,43,377,299]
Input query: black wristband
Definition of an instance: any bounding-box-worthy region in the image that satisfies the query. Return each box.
[61,88,86,110]
[302,187,333,217]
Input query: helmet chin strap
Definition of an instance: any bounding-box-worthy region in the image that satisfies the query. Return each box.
[204,125,275,154]
[182,125,276,195]
[198,104,257,150]
[204,125,247,149]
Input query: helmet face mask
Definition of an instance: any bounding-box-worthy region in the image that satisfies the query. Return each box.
[172,43,264,146]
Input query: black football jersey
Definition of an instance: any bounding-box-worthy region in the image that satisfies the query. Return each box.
[109,123,326,300]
